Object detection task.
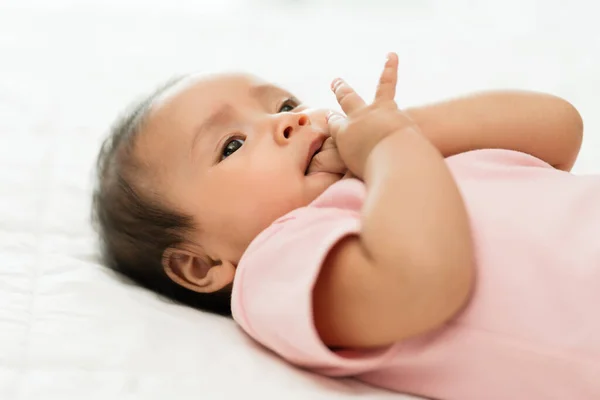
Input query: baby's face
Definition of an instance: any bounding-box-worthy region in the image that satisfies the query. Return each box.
[137,73,342,265]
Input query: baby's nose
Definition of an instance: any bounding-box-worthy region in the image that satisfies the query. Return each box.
[278,113,311,142]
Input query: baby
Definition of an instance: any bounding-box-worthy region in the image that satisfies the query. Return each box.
[93,53,600,399]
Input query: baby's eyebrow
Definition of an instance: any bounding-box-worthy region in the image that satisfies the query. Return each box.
[249,84,294,103]
[190,84,296,155]
[191,104,235,152]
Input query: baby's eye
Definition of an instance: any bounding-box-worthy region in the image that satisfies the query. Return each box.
[278,98,300,113]
[221,138,245,160]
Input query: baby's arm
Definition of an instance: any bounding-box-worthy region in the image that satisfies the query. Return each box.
[406,91,583,171]
[313,55,474,349]
[314,130,474,349]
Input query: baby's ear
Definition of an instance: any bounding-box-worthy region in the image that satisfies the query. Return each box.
[162,248,235,293]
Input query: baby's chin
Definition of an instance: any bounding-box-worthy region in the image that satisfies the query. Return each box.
[304,171,345,201]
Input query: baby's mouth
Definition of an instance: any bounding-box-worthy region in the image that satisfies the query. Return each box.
[304,136,347,177]
[304,148,322,175]
[304,136,325,175]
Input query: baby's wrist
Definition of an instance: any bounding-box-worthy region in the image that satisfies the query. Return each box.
[363,127,422,182]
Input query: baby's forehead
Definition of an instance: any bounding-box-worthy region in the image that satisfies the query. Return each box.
[153,72,273,108]
[147,72,300,129]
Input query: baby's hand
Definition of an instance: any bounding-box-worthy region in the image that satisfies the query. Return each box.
[306,137,356,180]
[327,53,419,178]
[306,137,346,176]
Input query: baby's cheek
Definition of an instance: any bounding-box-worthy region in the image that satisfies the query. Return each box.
[240,185,304,242]
[238,168,300,203]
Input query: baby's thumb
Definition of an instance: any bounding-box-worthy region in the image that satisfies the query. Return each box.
[326,111,346,139]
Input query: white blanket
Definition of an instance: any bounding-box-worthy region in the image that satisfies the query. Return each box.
[1,1,598,399]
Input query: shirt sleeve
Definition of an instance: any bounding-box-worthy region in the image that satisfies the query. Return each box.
[231,206,400,377]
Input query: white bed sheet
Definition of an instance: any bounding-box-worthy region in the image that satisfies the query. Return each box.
[1,1,599,399]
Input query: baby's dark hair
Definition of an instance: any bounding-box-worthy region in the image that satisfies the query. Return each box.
[92,77,232,316]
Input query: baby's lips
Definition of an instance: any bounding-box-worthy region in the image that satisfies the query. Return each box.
[306,147,346,175]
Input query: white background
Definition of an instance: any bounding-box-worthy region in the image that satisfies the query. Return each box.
[0,1,598,399]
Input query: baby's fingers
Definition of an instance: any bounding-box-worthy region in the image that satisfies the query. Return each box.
[374,52,398,102]
[331,78,366,115]
[326,111,347,140]
[306,138,346,175]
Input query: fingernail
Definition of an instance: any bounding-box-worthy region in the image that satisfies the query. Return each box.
[327,112,340,122]
[331,78,340,90]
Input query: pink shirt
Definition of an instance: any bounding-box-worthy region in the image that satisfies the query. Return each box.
[231,149,600,400]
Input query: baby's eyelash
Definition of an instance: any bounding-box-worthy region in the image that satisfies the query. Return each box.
[278,97,301,113]
[219,135,245,162]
